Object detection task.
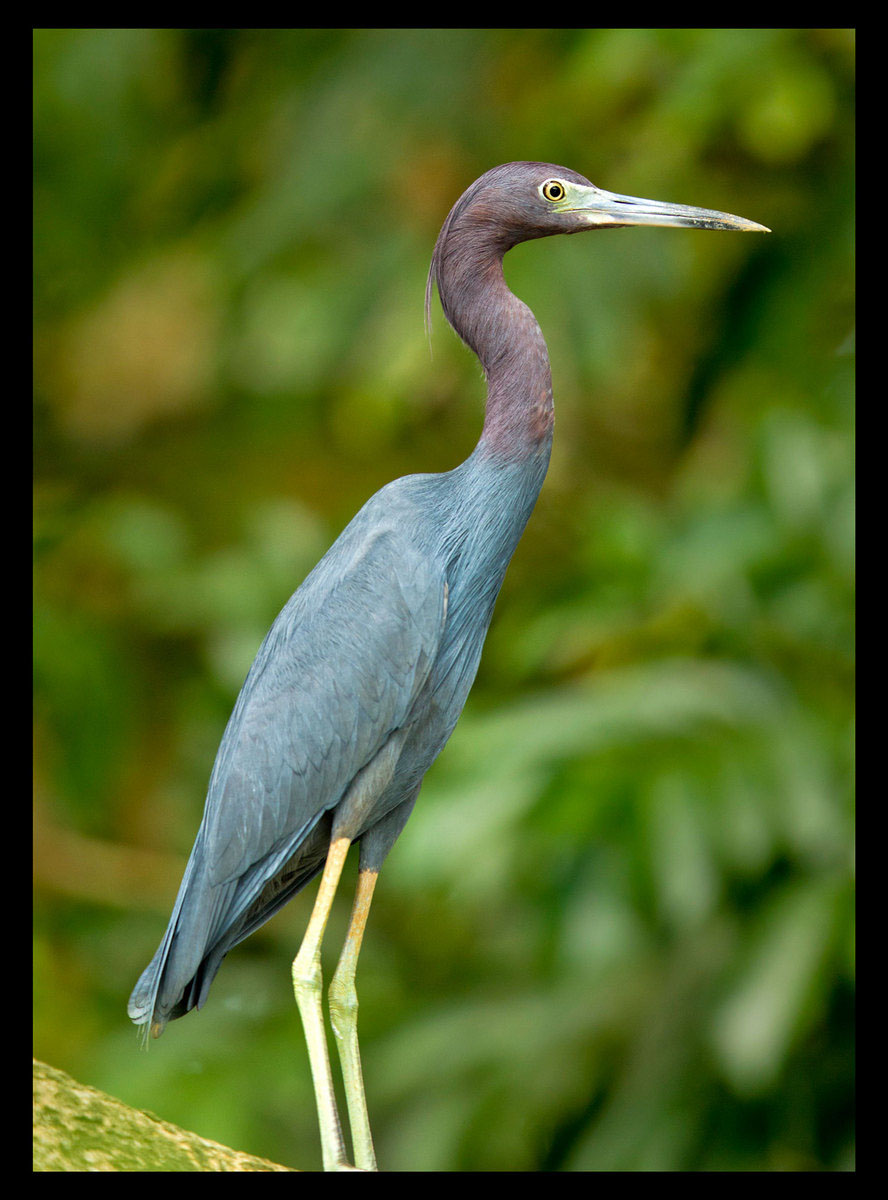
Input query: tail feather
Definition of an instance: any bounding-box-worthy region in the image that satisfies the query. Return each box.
[128,846,326,1038]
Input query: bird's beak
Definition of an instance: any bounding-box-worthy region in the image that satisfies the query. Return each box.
[569,185,770,234]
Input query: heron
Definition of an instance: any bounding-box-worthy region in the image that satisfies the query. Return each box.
[129,162,768,1171]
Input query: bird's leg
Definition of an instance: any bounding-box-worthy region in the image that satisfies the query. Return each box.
[293,750,413,1171]
[292,835,355,1172]
[327,795,417,1171]
[328,864,380,1171]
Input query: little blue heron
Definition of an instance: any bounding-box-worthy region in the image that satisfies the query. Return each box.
[129,162,768,1170]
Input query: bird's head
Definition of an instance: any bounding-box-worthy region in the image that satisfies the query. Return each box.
[440,161,770,250]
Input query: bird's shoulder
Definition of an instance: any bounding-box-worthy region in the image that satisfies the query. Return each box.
[255,473,449,681]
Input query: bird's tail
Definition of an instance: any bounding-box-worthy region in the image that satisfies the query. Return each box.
[127,845,225,1040]
[128,944,172,1044]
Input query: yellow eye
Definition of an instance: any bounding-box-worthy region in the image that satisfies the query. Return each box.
[542,179,566,202]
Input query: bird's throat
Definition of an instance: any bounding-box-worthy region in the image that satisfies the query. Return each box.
[436,246,555,460]
[480,287,555,460]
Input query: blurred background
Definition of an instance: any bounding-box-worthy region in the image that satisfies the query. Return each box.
[34,29,854,1171]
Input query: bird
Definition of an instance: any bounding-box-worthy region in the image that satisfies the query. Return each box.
[128,162,768,1171]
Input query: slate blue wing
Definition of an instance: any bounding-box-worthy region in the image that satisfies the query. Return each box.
[128,516,447,1033]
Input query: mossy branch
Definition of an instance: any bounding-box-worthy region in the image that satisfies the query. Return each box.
[33,1059,295,1172]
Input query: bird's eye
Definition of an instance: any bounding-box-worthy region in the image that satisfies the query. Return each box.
[541,180,566,203]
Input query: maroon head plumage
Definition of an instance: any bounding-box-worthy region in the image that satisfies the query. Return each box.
[425,160,768,458]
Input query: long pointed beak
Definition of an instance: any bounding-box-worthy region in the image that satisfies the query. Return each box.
[572,186,770,234]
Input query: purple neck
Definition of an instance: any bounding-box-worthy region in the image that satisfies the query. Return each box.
[434,229,554,460]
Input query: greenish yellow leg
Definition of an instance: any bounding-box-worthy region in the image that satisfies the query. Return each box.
[329,866,380,1172]
[292,836,353,1172]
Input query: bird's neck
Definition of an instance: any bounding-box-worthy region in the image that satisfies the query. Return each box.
[437,238,554,461]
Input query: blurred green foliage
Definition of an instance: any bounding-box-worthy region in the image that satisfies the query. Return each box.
[34,29,854,1171]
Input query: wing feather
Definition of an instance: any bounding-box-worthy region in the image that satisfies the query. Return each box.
[203,524,445,885]
[129,513,447,1030]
